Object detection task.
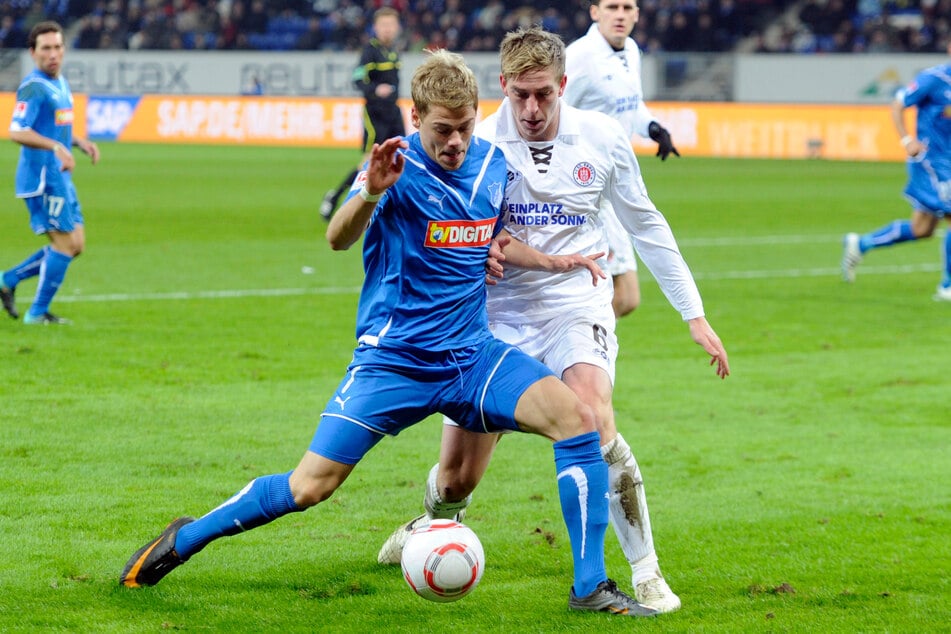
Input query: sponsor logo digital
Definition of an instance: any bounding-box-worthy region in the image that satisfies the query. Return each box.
[425,218,495,248]
[55,108,74,125]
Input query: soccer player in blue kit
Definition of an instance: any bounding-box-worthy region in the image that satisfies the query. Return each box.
[120,50,655,616]
[842,41,951,301]
[1,21,99,324]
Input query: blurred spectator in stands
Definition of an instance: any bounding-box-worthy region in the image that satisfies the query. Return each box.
[1,14,29,48]
[243,0,269,35]
[75,13,104,48]
[664,10,694,52]
[100,13,127,49]
[295,15,324,50]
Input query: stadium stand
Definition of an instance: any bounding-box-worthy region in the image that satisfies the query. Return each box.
[0,0,947,54]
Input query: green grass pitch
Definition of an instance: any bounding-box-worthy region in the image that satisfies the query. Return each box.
[1,143,948,633]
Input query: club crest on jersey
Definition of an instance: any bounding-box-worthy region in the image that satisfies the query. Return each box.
[572,162,596,186]
[13,101,27,118]
[425,218,495,248]
[55,108,73,125]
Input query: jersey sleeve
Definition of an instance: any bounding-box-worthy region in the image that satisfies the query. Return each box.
[629,47,656,139]
[899,72,933,109]
[10,81,44,132]
[603,123,704,319]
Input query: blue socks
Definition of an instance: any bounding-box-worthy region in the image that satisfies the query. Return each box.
[859,220,915,252]
[553,431,609,598]
[174,471,302,560]
[27,248,72,318]
[2,247,46,290]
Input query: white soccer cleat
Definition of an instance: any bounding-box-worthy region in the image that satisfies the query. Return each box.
[377,514,429,565]
[634,576,682,614]
[933,285,951,302]
[841,232,863,283]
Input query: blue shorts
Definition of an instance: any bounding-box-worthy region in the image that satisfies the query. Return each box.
[25,181,83,234]
[905,154,951,216]
[309,337,555,464]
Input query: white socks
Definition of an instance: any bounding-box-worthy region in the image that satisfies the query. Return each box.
[601,434,662,585]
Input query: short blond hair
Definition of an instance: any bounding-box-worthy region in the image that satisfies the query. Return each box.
[411,49,479,118]
[499,26,565,81]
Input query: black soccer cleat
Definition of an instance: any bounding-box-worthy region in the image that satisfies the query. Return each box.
[120,517,195,588]
[319,189,337,221]
[23,311,71,325]
[569,579,658,617]
[0,286,17,319]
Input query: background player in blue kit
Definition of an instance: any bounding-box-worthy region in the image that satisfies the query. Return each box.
[842,41,951,301]
[121,50,654,617]
[1,21,99,324]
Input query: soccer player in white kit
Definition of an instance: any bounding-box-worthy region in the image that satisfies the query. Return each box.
[378,27,729,614]
[564,0,679,318]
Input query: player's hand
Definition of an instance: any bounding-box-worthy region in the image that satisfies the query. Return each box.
[648,121,680,161]
[687,316,729,379]
[548,252,607,286]
[76,138,100,166]
[366,136,408,194]
[485,236,509,286]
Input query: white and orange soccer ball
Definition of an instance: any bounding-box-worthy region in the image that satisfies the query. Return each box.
[400,519,485,603]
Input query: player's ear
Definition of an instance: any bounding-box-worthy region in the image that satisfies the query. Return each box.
[411,106,420,130]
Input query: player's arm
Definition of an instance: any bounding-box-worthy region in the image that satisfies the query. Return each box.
[327,137,407,250]
[890,95,922,157]
[492,229,606,286]
[9,128,76,171]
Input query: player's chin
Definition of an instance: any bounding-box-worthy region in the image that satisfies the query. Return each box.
[440,151,465,169]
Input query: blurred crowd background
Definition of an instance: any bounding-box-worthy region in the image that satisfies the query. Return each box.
[1,0,949,55]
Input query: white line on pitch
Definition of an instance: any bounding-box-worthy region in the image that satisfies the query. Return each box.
[54,286,362,304]
[49,262,941,304]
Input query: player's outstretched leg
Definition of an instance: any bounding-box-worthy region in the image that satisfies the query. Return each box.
[120,471,303,587]
[602,434,681,613]
[377,463,471,564]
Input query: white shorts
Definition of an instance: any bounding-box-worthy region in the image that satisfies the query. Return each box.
[489,303,618,385]
[602,200,638,277]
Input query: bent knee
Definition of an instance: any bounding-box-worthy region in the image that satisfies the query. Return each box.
[290,475,342,509]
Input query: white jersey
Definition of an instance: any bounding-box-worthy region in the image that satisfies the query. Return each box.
[476,99,703,324]
[564,23,655,140]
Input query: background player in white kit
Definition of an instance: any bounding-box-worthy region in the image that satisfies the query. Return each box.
[379,27,729,615]
[564,0,679,318]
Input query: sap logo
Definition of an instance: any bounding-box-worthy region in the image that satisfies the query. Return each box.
[87,97,140,139]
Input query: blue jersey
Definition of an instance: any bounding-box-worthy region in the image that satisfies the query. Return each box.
[351,133,507,352]
[899,63,951,213]
[10,69,75,198]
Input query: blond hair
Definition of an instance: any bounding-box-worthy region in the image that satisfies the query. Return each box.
[499,26,565,81]
[411,49,479,118]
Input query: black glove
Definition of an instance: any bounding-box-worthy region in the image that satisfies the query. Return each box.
[648,121,680,161]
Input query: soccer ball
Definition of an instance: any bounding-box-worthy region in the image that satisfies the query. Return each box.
[400,518,485,603]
